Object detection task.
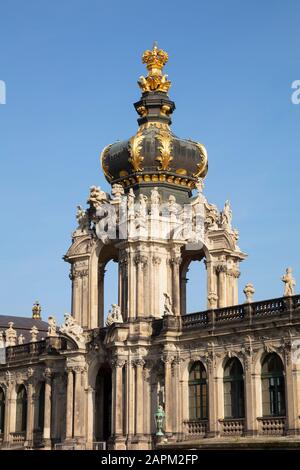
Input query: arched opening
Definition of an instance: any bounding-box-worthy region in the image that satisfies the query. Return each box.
[181,250,207,314]
[188,362,208,420]
[37,382,45,432]
[0,387,5,434]
[16,385,27,433]
[98,245,119,327]
[223,358,245,419]
[95,365,112,442]
[261,353,286,417]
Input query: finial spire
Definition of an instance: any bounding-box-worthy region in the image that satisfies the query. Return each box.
[138,43,171,94]
[32,300,42,320]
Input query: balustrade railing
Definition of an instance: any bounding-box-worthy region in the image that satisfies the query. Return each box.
[257,417,286,436]
[219,418,245,436]
[10,431,26,444]
[215,305,245,323]
[252,298,284,317]
[183,420,208,437]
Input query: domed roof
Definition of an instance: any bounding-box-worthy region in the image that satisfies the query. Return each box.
[101,43,208,193]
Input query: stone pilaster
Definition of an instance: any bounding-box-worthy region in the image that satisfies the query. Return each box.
[65,368,74,440]
[170,254,182,316]
[43,368,52,446]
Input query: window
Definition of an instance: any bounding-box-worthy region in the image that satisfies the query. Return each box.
[189,362,208,420]
[0,387,5,434]
[224,358,245,418]
[16,385,27,433]
[261,353,285,417]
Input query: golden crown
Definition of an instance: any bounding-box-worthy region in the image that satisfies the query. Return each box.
[142,42,169,75]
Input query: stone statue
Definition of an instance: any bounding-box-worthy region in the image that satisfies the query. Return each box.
[282,267,296,296]
[6,322,17,346]
[60,313,85,345]
[168,195,180,221]
[87,185,107,209]
[30,326,39,342]
[127,188,136,217]
[18,334,25,345]
[47,316,57,337]
[151,187,161,205]
[163,292,174,316]
[155,404,165,437]
[111,183,124,200]
[204,201,219,230]
[220,200,232,228]
[106,304,123,326]
[0,330,5,348]
[76,205,89,232]
[243,283,255,303]
[195,177,205,193]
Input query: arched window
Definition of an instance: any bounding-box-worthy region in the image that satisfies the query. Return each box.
[37,382,45,431]
[182,259,207,315]
[0,387,5,434]
[224,358,245,418]
[262,353,286,416]
[16,385,27,433]
[189,362,208,420]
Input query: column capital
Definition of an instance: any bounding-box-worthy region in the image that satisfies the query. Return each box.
[111,358,126,369]
[132,358,145,368]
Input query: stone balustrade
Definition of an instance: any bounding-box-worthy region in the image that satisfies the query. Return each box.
[183,420,208,438]
[257,417,286,436]
[219,418,245,436]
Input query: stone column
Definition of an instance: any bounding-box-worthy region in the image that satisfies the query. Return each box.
[216,265,227,308]
[134,255,147,317]
[170,255,181,316]
[134,359,145,435]
[66,368,74,439]
[207,355,219,437]
[112,360,124,437]
[244,356,258,435]
[285,347,300,435]
[25,382,34,446]
[86,386,95,448]
[43,369,52,444]
[3,382,15,446]
[98,264,105,327]
[73,366,85,440]
[172,358,182,435]
[163,356,173,435]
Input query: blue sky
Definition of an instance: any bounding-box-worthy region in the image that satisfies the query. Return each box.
[0,0,300,322]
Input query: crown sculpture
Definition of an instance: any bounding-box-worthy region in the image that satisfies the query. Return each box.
[138,42,171,93]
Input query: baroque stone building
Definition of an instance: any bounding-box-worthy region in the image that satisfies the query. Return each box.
[0,44,300,450]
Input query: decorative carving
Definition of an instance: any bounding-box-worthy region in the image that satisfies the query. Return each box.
[76,205,89,232]
[155,130,173,171]
[134,254,148,267]
[282,267,296,296]
[208,292,218,309]
[6,322,17,346]
[87,185,107,209]
[111,183,124,200]
[47,316,57,337]
[132,358,145,368]
[243,283,255,303]
[128,132,144,172]
[111,358,126,369]
[18,334,25,345]
[60,313,85,345]
[163,292,174,316]
[152,256,161,266]
[204,201,219,229]
[106,304,123,326]
[195,177,205,193]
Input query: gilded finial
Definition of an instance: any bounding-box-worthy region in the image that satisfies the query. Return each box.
[138,43,171,94]
[32,300,42,320]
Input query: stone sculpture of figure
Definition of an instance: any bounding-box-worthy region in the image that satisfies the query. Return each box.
[76,205,89,232]
[111,183,124,200]
[127,188,136,217]
[168,195,180,221]
[47,316,57,337]
[106,304,123,326]
[221,200,232,228]
[207,292,218,309]
[151,187,160,205]
[30,326,39,343]
[243,283,255,303]
[6,322,17,346]
[155,404,165,437]
[195,177,205,193]
[282,267,296,296]
[18,334,25,345]
[60,313,84,343]
[0,330,5,348]
[204,201,219,230]
[163,292,174,316]
[87,185,107,209]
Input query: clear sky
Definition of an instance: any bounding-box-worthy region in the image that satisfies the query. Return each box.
[1,0,300,323]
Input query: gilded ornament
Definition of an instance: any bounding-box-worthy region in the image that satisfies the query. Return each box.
[100,144,113,181]
[155,130,173,171]
[193,142,208,178]
[137,43,171,94]
[128,133,145,172]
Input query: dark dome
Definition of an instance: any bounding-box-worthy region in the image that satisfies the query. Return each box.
[100,44,208,193]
